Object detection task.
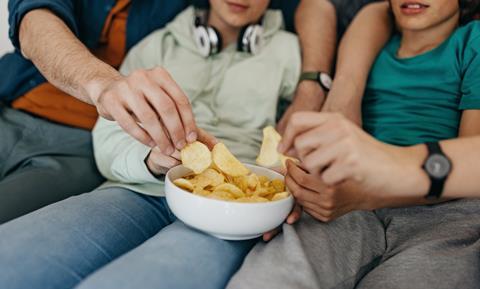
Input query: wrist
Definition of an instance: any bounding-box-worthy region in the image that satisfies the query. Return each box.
[294,81,326,110]
[83,67,122,105]
[145,151,167,177]
[392,144,430,198]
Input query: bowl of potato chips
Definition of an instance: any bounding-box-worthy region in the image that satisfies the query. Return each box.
[165,140,294,240]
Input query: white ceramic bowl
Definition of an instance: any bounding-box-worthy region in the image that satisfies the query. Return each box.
[165,164,294,240]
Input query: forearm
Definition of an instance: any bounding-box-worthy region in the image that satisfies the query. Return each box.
[294,0,336,106]
[19,9,121,105]
[403,138,480,199]
[379,136,480,208]
[323,2,392,125]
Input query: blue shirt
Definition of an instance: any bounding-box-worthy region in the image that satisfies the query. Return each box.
[1,0,299,102]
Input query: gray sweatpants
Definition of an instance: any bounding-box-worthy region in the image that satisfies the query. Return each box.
[228,199,480,289]
[0,105,104,224]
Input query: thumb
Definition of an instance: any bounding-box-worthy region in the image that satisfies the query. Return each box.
[197,128,218,150]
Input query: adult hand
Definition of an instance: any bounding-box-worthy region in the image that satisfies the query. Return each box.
[277,81,326,134]
[146,128,218,176]
[94,67,198,155]
[279,112,429,221]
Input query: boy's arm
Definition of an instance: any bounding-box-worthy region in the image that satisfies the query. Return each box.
[277,0,336,133]
[459,111,480,136]
[18,8,196,151]
[322,1,392,125]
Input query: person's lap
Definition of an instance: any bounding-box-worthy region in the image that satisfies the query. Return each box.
[0,186,256,289]
[357,198,480,289]
[229,199,480,289]
[76,221,257,289]
[0,106,104,223]
[227,211,386,289]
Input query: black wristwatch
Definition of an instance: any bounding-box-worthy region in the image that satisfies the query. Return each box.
[422,142,452,199]
[299,71,333,92]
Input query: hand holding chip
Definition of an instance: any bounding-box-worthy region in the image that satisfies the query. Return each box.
[278,112,427,222]
[146,128,218,176]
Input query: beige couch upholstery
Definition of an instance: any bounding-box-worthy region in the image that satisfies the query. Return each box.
[0,1,13,56]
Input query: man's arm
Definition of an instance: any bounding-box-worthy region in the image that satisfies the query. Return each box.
[18,9,197,153]
[277,0,336,133]
[322,2,392,125]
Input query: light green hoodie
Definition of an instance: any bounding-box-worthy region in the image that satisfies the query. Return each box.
[93,6,301,196]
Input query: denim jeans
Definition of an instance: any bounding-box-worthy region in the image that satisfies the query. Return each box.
[0,187,257,289]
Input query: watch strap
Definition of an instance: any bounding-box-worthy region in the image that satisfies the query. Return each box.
[299,71,331,92]
[424,142,449,200]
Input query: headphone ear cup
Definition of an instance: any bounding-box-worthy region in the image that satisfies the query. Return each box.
[238,25,264,55]
[247,25,263,55]
[207,26,222,55]
[194,26,212,57]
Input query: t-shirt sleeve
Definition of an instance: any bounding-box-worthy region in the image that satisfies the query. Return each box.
[459,33,480,110]
[8,0,78,50]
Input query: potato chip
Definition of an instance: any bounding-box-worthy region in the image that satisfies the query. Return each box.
[253,186,275,197]
[271,191,290,201]
[208,191,235,201]
[190,175,211,189]
[258,175,270,185]
[232,176,249,192]
[181,141,212,174]
[173,178,194,192]
[270,179,285,192]
[193,186,211,197]
[247,174,260,190]
[198,168,225,187]
[235,196,270,203]
[212,143,250,177]
[256,126,282,167]
[280,155,300,168]
[257,126,300,169]
[175,139,291,203]
[213,183,245,198]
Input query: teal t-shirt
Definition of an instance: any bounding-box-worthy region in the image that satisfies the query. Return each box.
[362,21,480,146]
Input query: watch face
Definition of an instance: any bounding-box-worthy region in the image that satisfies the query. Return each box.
[319,73,333,90]
[425,154,451,179]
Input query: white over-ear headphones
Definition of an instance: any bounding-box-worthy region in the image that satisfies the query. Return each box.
[193,9,264,57]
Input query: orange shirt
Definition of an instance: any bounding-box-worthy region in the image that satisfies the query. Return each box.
[12,0,131,130]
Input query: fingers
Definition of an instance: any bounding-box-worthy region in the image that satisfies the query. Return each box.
[286,204,303,224]
[279,112,332,154]
[302,142,344,175]
[285,174,325,207]
[108,98,155,147]
[321,160,352,186]
[197,128,218,150]
[150,67,198,143]
[293,125,342,161]
[124,88,174,154]
[146,148,182,175]
[287,161,327,192]
[303,207,335,223]
[263,228,281,242]
[137,75,187,150]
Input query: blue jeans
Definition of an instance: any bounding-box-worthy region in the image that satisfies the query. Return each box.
[0,187,257,289]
